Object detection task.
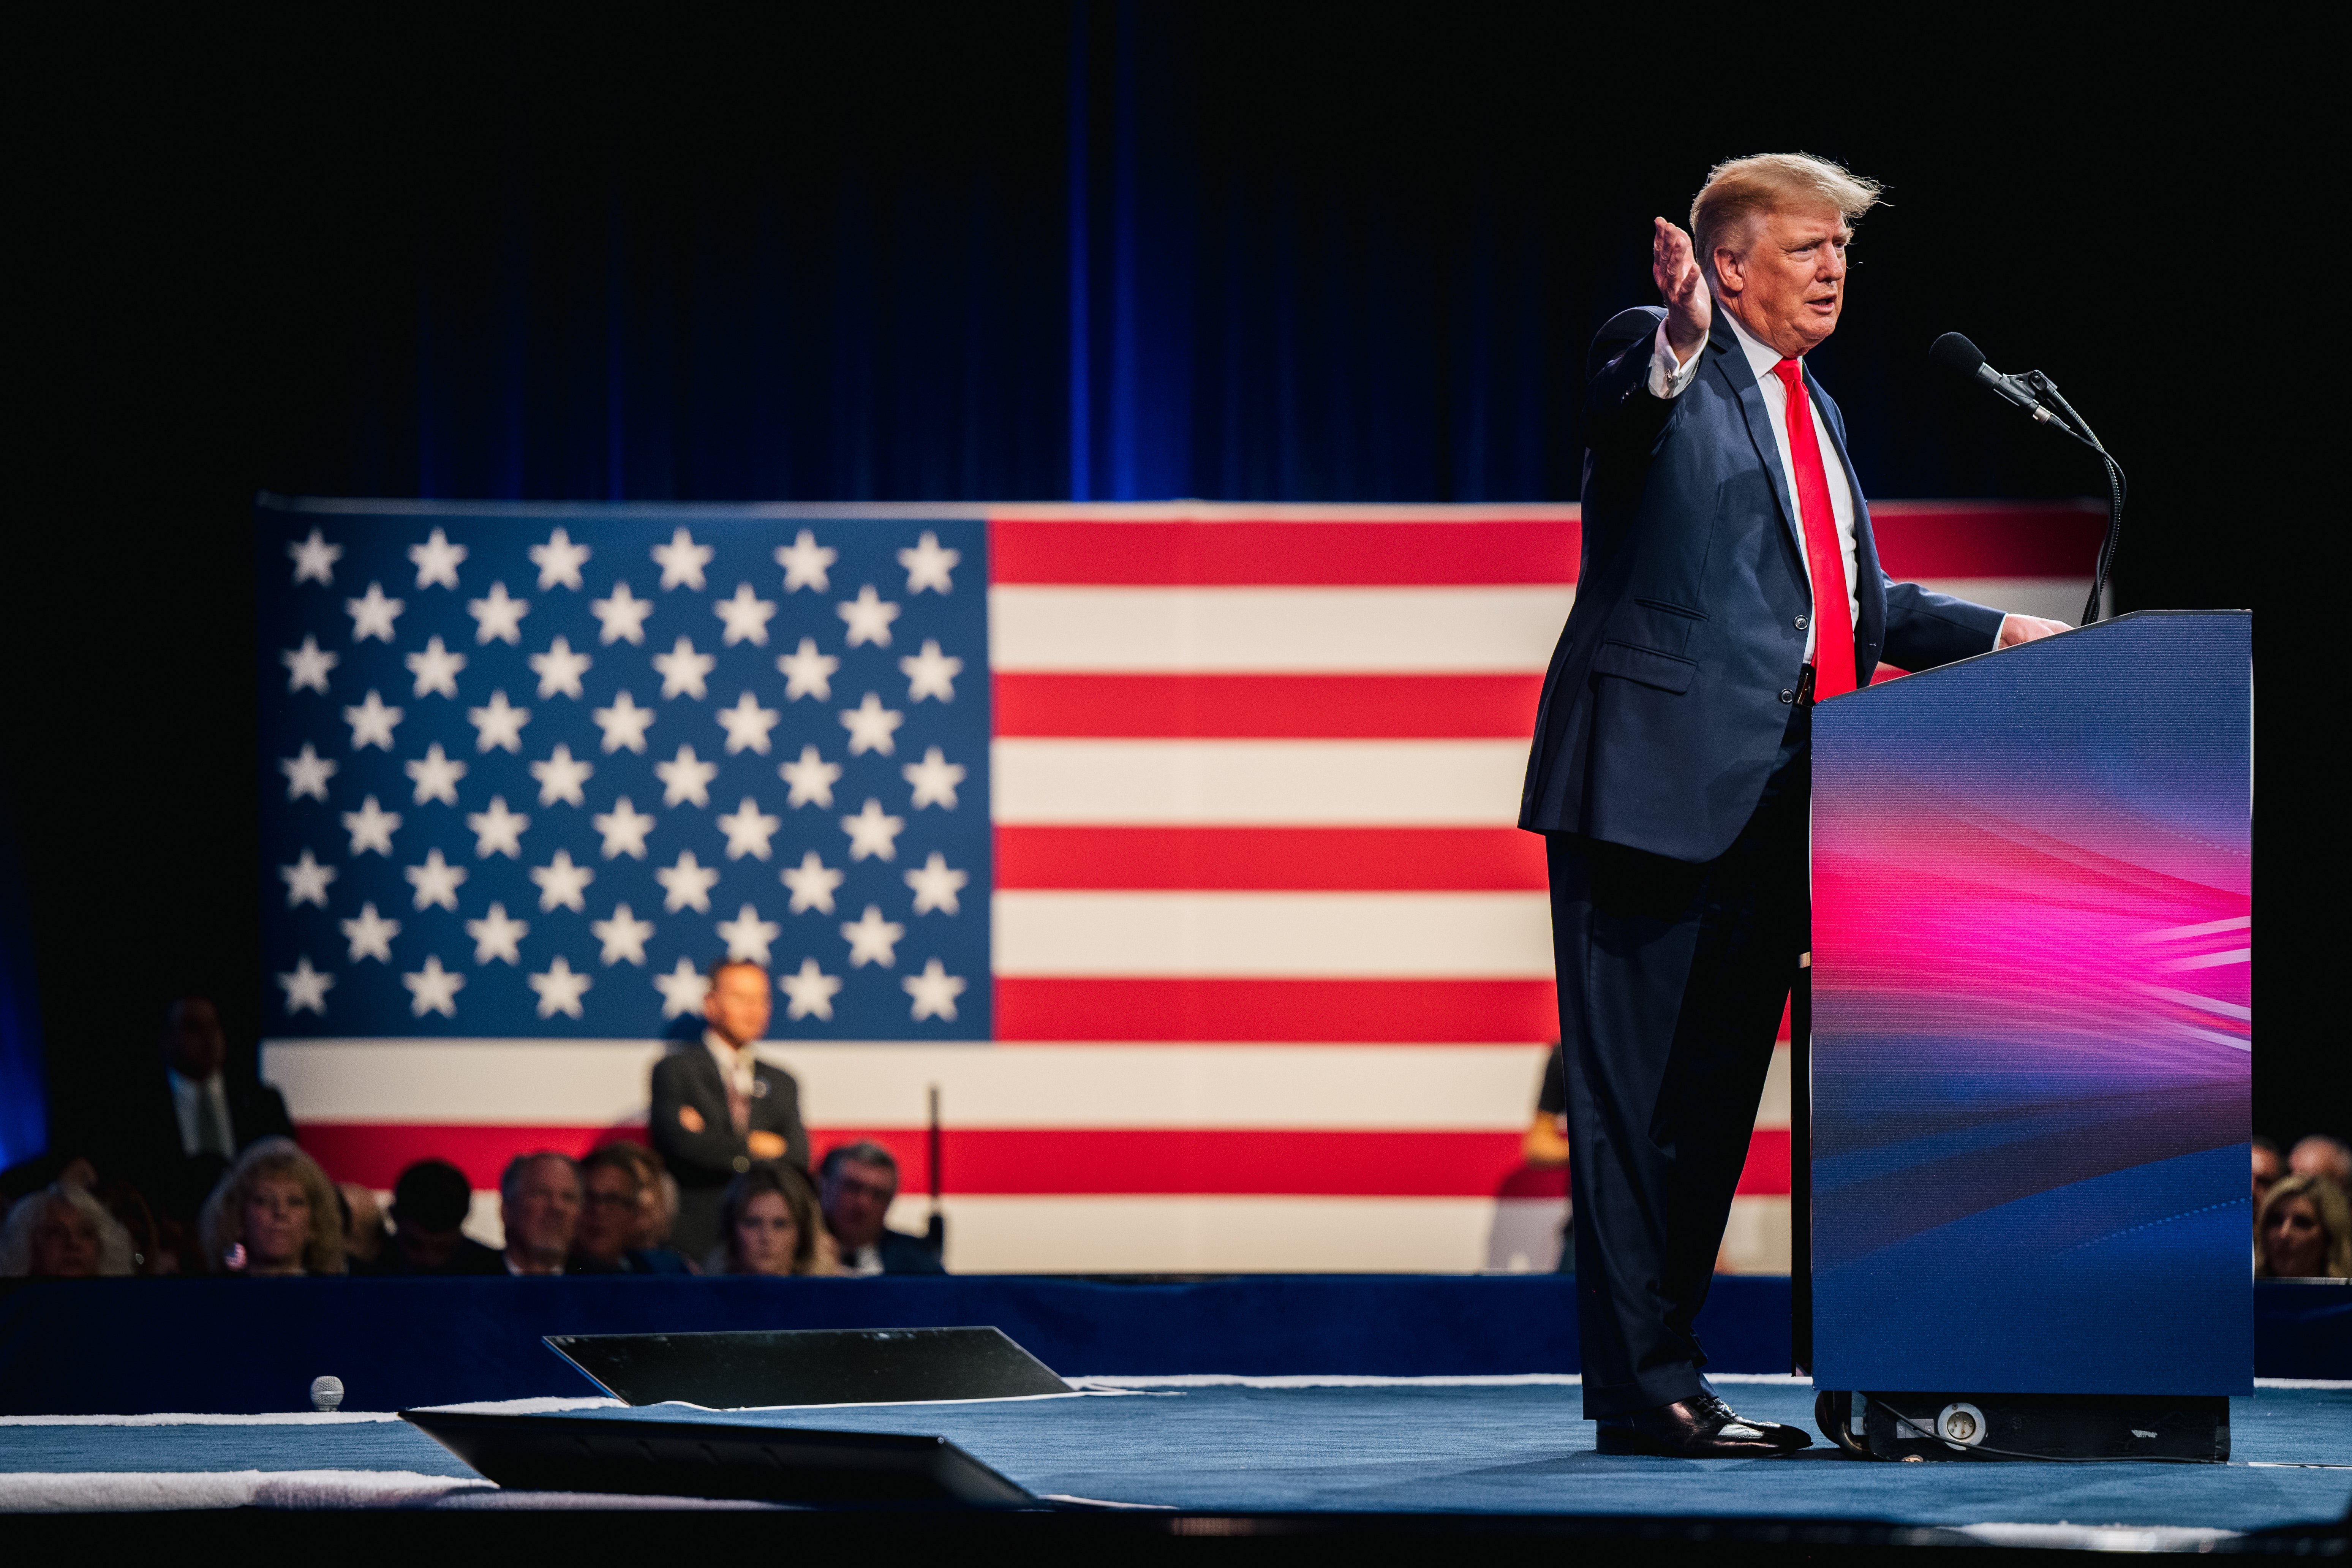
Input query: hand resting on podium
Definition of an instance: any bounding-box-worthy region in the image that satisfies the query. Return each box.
[1997,614,2070,648]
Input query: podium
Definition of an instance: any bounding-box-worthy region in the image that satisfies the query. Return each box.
[1805,612,2252,1460]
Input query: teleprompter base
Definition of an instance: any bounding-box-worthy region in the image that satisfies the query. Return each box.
[543,1325,1073,1409]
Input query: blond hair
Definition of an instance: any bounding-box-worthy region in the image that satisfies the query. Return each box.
[0,1184,136,1277]
[199,1136,347,1275]
[2257,1173,2352,1279]
[1690,152,1883,279]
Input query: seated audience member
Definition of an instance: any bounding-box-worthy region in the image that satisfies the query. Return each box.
[2253,1138,2282,1211]
[1519,1043,1574,1273]
[339,1182,389,1272]
[378,1159,504,1275]
[139,996,299,1225]
[500,1151,581,1276]
[819,1142,945,1275]
[708,1162,834,1276]
[0,1182,136,1277]
[650,959,810,1260]
[570,1145,693,1274]
[2256,1174,2352,1279]
[1522,1043,1570,1166]
[2289,1135,2352,1190]
[199,1137,345,1276]
[589,1139,681,1252]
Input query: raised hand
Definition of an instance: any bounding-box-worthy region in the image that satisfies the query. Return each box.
[1653,217,1711,356]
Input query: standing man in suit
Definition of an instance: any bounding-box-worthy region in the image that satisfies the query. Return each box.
[1520,153,2066,1457]
[138,995,298,1227]
[649,959,810,1259]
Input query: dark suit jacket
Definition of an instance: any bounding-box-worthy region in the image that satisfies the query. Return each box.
[130,1071,300,1223]
[648,1045,809,1190]
[367,1235,508,1276]
[873,1228,947,1275]
[1519,306,2006,861]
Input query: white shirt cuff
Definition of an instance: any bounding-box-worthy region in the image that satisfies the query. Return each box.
[1646,319,1704,399]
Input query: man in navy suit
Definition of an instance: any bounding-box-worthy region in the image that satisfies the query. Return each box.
[650,959,811,1260]
[1520,153,2064,1457]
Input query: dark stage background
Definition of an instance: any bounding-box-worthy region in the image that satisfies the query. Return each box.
[6,13,2299,1175]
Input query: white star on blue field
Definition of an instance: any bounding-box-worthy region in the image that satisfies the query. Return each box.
[258,509,990,1040]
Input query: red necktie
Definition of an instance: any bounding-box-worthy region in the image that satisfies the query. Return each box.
[1769,359,1856,700]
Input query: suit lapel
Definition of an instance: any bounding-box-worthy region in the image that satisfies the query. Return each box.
[1706,315,1805,567]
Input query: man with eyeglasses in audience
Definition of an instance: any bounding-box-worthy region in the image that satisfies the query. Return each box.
[819,1142,944,1275]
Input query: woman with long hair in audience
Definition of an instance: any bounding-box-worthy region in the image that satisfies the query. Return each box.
[706,1162,835,1276]
[0,1183,137,1277]
[198,1137,346,1276]
[2256,1174,2352,1279]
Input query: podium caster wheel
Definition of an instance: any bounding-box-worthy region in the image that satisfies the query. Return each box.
[1816,1389,1871,1458]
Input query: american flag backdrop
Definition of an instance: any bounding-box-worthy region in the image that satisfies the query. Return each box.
[258,496,2105,1271]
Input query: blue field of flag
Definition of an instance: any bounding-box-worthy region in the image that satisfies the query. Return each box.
[254,503,991,1041]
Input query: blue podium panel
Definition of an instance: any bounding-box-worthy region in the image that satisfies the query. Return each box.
[1811,612,2252,1395]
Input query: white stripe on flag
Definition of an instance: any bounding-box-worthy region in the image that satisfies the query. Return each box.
[994,891,1555,977]
[264,1040,1559,1128]
[992,739,1528,824]
[989,586,1576,671]
[899,1195,1792,1277]
[902,1195,1515,1273]
[1911,577,2094,629]
[263,1039,1791,1131]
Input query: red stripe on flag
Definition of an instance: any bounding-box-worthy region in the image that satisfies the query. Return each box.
[295,1125,645,1191]
[994,673,1544,738]
[1865,503,2106,579]
[1474,1132,1789,1201]
[1737,1127,1791,1197]
[989,520,1581,585]
[996,977,1559,1042]
[297,1124,1794,1198]
[996,826,1550,890]
[817,1127,1528,1195]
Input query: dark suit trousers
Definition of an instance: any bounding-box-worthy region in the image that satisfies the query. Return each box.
[1546,715,1808,1419]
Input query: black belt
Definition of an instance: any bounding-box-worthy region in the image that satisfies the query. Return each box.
[1780,663,1816,708]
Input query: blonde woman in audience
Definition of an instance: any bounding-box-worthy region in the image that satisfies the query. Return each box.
[707,1162,836,1276]
[2256,1174,2352,1279]
[0,1183,136,1277]
[198,1136,346,1276]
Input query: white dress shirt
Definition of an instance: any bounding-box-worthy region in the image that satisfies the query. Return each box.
[702,1029,761,1101]
[1647,313,1862,658]
[168,1069,235,1159]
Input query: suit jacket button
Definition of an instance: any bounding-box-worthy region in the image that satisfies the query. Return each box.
[1778,689,1795,705]
[1794,614,1808,630]
[733,1156,751,1173]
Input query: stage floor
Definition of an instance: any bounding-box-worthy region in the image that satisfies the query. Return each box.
[4,1378,2348,1536]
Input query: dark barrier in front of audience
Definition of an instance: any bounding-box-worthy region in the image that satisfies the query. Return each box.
[0,1276,2336,1416]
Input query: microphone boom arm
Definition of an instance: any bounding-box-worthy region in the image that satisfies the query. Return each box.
[2022,370,2127,627]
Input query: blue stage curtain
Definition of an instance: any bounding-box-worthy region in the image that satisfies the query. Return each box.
[0,786,46,1172]
[250,6,2103,512]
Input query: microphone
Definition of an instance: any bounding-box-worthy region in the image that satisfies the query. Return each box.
[1930,332,2058,425]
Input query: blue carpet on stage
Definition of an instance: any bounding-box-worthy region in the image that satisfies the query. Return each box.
[3,1383,2349,1530]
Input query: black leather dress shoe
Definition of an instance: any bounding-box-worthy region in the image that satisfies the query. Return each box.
[1593,1396,1810,1457]
[1693,1392,1811,1451]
